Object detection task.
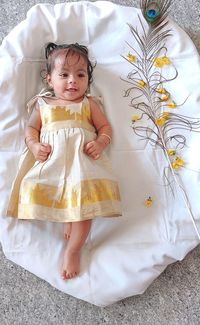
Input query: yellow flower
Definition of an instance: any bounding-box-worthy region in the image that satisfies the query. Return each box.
[138,80,146,87]
[155,112,170,126]
[172,157,184,170]
[131,115,140,123]
[155,117,165,126]
[166,101,177,109]
[127,53,136,62]
[167,149,176,156]
[145,196,153,207]
[156,87,167,94]
[160,94,170,102]
[162,56,170,65]
[162,112,170,119]
[154,57,164,68]
[153,56,171,68]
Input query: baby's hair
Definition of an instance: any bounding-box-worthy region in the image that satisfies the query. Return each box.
[45,42,95,85]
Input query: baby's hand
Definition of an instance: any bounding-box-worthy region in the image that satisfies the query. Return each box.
[31,142,51,162]
[84,140,104,160]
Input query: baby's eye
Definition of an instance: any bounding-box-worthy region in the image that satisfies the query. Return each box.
[59,73,68,78]
[78,73,86,78]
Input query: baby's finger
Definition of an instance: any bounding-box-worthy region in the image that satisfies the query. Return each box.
[42,143,51,151]
[41,143,51,152]
[39,151,50,160]
[93,154,100,160]
[39,151,48,158]
[84,141,96,151]
[84,146,93,154]
[37,156,47,162]
[86,147,97,155]
[88,153,100,160]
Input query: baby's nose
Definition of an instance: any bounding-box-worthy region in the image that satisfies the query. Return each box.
[68,75,76,83]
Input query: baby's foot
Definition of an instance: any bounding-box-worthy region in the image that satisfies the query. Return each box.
[63,223,72,240]
[61,248,80,280]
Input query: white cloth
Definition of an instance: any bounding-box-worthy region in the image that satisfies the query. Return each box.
[0,1,200,306]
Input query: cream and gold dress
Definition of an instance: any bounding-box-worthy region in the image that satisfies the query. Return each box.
[7,96,121,222]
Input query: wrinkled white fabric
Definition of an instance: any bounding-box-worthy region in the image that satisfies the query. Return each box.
[0,1,200,306]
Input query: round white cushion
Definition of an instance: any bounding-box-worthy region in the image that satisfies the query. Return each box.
[0,1,200,306]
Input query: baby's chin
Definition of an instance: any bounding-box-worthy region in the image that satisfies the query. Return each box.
[65,91,86,100]
[57,92,85,102]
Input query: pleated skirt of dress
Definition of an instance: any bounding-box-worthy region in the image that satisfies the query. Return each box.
[7,126,122,222]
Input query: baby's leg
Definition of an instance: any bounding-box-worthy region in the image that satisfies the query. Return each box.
[63,222,72,240]
[61,219,92,280]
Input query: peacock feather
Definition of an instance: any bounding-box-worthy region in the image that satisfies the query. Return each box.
[141,0,171,26]
[122,0,200,239]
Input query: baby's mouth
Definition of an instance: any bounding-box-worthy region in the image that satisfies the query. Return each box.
[67,88,78,92]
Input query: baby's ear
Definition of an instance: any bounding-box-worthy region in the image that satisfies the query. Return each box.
[46,74,52,87]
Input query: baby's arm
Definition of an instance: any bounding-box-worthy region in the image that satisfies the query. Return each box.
[25,102,51,162]
[84,98,112,160]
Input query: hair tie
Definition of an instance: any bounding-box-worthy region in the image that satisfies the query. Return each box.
[45,42,58,59]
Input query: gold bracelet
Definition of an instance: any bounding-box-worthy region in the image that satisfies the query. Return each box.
[25,137,38,146]
[99,133,111,143]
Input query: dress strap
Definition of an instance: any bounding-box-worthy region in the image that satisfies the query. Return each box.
[37,97,47,106]
[86,94,104,112]
[27,88,54,114]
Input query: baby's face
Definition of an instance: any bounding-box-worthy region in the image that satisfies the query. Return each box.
[47,51,89,102]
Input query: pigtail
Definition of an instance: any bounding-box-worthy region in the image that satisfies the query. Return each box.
[45,42,58,59]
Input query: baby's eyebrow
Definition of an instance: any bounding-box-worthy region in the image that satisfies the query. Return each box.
[58,68,87,73]
[58,68,69,73]
[76,69,87,73]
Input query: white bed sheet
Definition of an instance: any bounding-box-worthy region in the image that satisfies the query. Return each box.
[0,1,200,306]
